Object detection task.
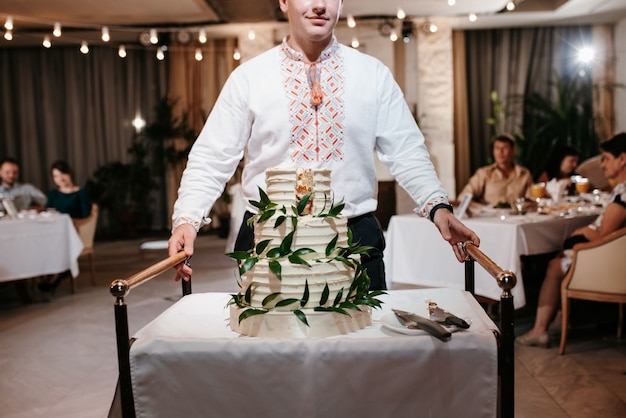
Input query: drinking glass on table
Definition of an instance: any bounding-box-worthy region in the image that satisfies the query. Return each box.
[574,177,590,194]
[514,197,526,215]
[531,182,546,202]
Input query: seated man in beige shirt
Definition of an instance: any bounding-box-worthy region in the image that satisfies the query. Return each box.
[459,134,533,207]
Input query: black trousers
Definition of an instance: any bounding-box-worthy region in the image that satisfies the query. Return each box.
[234,211,387,290]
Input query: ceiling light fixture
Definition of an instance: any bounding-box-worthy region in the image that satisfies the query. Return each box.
[506,1,516,11]
[347,14,356,28]
[4,15,13,30]
[233,47,241,61]
[101,26,110,42]
[42,35,51,48]
[468,13,477,22]
[195,48,203,61]
[149,28,158,44]
[397,8,406,20]
[351,37,360,48]
[198,28,207,44]
[80,41,89,54]
[53,22,62,37]
[118,44,127,58]
[4,30,12,41]
[247,29,256,40]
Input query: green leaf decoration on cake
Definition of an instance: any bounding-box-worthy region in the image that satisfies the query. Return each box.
[296,193,312,215]
[262,292,281,307]
[319,283,330,305]
[325,233,338,257]
[269,260,282,280]
[293,309,309,326]
[238,308,268,323]
[301,280,309,307]
[255,239,272,256]
[227,181,386,328]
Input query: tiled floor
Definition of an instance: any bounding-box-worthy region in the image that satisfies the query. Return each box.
[1,233,625,418]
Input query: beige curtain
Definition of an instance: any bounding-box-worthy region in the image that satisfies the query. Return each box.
[452,30,471,196]
[165,38,238,224]
[591,24,616,142]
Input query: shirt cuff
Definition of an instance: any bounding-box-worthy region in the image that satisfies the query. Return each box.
[428,203,454,222]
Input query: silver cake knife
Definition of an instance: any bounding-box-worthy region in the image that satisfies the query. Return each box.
[392,309,452,341]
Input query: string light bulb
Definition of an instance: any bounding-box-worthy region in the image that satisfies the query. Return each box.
[506,1,516,11]
[101,26,110,42]
[390,30,398,42]
[80,41,89,54]
[118,44,127,58]
[468,13,477,22]
[233,48,241,61]
[149,28,158,44]
[351,37,360,48]
[397,8,406,20]
[4,30,12,41]
[4,15,13,30]
[195,48,203,61]
[198,28,207,44]
[53,22,62,37]
[247,29,256,40]
[347,14,356,28]
[43,35,51,48]
[156,46,165,60]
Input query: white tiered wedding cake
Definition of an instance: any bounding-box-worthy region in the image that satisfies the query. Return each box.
[228,168,380,338]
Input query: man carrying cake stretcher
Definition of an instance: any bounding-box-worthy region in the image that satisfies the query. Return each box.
[168,0,480,290]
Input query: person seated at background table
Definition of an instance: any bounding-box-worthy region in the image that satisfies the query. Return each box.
[0,157,47,211]
[458,134,533,207]
[46,160,92,225]
[516,132,626,348]
[537,145,580,195]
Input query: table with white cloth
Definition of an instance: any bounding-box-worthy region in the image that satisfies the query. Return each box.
[0,213,83,282]
[383,213,598,308]
[129,289,499,418]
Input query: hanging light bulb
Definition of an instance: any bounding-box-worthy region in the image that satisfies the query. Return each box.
[198,28,207,44]
[247,29,256,40]
[506,1,516,11]
[347,14,356,28]
[397,8,406,20]
[195,48,203,61]
[351,37,359,48]
[233,47,241,61]
[149,28,158,44]
[4,30,12,41]
[43,35,51,48]
[53,22,62,37]
[80,41,89,54]
[390,30,398,42]
[156,46,165,60]
[118,44,127,58]
[101,26,110,42]
[468,13,477,22]
[4,15,13,30]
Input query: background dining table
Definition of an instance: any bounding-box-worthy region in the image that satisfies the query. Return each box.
[383,210,599,308]
[0,212,83,282]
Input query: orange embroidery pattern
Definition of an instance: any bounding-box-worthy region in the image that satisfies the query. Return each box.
[280,43,344,163]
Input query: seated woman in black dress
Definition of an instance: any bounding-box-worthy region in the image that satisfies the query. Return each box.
[39,160,92,293]
[47,160,92,223]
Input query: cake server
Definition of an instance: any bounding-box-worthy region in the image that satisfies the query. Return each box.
[391,309,452,341]
[427,302,471,329]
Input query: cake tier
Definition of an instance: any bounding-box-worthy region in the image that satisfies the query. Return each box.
[241,260,354,310]
[266,168,332,211]
[254,215,349,256]
[229,305,372,338]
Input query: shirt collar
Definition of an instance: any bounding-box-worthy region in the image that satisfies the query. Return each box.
[280,36,338,63]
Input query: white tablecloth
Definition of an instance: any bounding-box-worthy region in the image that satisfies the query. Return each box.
[0,213,83,282]
[383,213,598,308]
[130,289,499,418]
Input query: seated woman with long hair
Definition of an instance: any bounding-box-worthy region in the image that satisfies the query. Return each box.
[516,133,626,347]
